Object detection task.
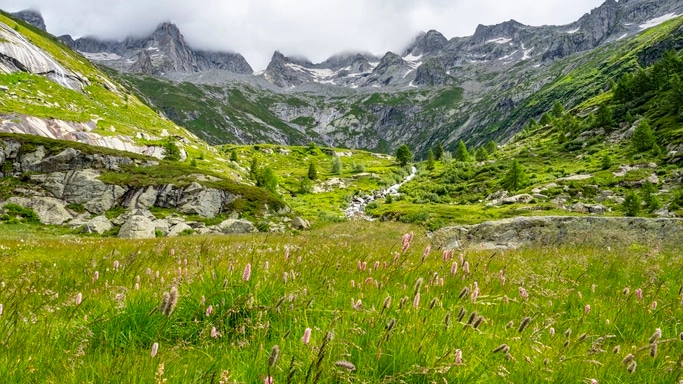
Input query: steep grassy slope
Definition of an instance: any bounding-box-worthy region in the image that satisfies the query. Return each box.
[0,11,229,174]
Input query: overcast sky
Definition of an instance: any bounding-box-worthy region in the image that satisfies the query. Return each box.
[1,0,605,69]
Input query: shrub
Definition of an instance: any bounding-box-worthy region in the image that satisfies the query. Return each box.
[622,191,641,217]
[2,203,40,224]
[330,156,342,174]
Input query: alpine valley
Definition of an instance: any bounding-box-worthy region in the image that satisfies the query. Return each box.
[2,1,683,383]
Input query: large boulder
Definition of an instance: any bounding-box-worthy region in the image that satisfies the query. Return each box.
[6,196,73,225]
[292,217,311,230]
[124,186,158,210]
[178,183,225,218]
[168,222,193,237]
[118,214,156,239]
[83,215,113,234]
[219,219,257,234]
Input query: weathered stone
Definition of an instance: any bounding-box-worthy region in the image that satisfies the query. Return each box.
[502,194,533,204]
[433,216,683,251]
[178,186,224,218]
[125,186,158,210]
[19,146,47,171]
[292,217,311,230]
[153,219,170,236]
[118,215,156,239]
[219,219,257,234]
[7,196,73,225]
[168,222,193,237]
[84,215,113,234]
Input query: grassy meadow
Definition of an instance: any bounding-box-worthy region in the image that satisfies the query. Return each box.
[0,222,682,383]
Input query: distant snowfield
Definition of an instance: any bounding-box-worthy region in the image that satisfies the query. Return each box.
[639,13,679,30]
[403,53,423,62]
[79,51,122,61]
[565,27,580,34]
[486,38,512,44]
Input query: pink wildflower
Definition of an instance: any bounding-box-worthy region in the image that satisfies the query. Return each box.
[518,286,529,300]
[635,288,643,301]
[113,260,119,270]
[650,301,657,310]
[374,261,380,270]
[361,261,367,271]
[243,263,251,281]
[302,328,312,344]
[75,292,83,305]
[413,293,420,310]
[170,249,175,256]
[0,304,3,317]
[584,304,591,315]
[423,245,431,259]
[210,327,220,338]
[463,261,470,275]
[451,262,458,275]
[264,376,273,384]
[454,349,463,365]
[151,342,159,357]
[206,305,213,317]
[549,327,555,336]
[471,287,479,303]
[94,271,99,280]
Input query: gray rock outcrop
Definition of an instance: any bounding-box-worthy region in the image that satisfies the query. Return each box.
[7,196,73,225]
[118,214,156,239]
[433,216,683,250]
[219,219,257,234]
[10,10,47,31]
[84,215,113,234]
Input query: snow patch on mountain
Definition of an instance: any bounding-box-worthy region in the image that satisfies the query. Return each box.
[79,52,122,61]
[487,38,512,44]
[639,13,679,30]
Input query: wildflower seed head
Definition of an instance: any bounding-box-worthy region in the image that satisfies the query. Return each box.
[578,333,587,342]
[159,291,170,314]
[444,312,451,328]
[467,311,478,325]
[649,328,662,344]
[649,343,657,358]
[267,345,280,367]
[549,327,555,337]
[383,296,391,309]
[429,297,438,309]
[151,342,159,357]
[335,360,356,371]
[473,316,484,329]
[386,318,396,332]
[414,278,424,296]
[506,320,515,329]
[613,345,621,354]
[564,328,572,338]
[454,349,463,365]
[413,293,420,310]
[623,287,630,295]
[243,263,252,282]
[622,353,635,365]
[457,306,466,322]
[302,328,312,345]
[493,344,509,353]
[627,360,637,374]
[635,288,643,301]
[458,287,469,299]
[518,317,531,333]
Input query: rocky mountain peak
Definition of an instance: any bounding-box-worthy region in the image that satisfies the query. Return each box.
[404,29,448,57]
[10,9,46,31]
[472,19,526,44]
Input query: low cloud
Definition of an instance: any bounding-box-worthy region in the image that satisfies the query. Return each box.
[2,0,604,69]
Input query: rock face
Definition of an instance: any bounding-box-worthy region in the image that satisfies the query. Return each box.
[219,219,257,234]
[60,22,252,75]
[6,196,72,225]
[10,10,47,31]
[433,216,683,250]
[0,22,86,90]
[118,214,156,239]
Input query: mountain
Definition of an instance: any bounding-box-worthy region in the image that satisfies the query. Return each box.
[60,22,253,76]
[10,9,45,31]
[7,0,683,156]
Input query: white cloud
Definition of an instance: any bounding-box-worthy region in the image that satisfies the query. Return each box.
[1,0,605,70]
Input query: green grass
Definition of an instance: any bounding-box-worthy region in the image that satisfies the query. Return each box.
[0,222,681,382]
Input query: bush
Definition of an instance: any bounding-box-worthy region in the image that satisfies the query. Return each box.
[163,139,181,161]
[330,156,342,175]
[2,203,40,224]
[622,191,641,217]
